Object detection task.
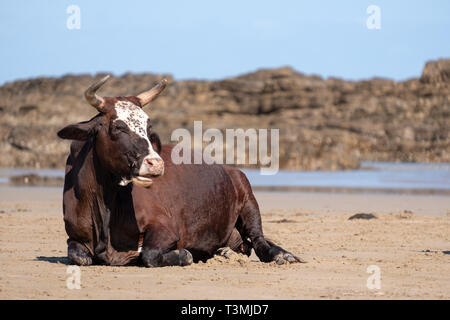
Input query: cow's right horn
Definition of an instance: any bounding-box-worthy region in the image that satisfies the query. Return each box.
[85,75,110,112]
[137,79,167,107]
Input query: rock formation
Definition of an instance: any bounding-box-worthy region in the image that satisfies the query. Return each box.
[0,59,448,170]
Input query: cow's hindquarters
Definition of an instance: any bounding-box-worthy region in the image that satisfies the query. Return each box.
[226,167,303,264]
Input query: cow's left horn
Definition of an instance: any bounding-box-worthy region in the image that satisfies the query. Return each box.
[137,79,167,107]
[85,75,110,112]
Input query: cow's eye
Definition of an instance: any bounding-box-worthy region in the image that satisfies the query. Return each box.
[113,122,128,132]
[110,122,129,139]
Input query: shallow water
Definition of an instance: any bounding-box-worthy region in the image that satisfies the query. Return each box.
[244,161,450,191]
[1,162,450,192]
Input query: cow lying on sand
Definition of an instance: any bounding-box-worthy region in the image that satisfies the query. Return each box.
[57,76,302,267]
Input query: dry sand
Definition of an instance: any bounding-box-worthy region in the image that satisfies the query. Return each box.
[0,186,449,299]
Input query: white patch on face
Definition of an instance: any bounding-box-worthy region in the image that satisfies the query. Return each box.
[113,100,163,183]
[114,100,151,141]
[113,100,160,159]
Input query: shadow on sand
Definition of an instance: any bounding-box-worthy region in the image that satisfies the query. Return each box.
[36,256,69,265]
[35,256,146,267]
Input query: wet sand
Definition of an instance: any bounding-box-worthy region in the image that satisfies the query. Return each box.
[0,186,449,299]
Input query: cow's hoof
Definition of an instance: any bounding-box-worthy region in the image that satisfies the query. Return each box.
[142,248,192,267]
[216,247,234,259]
[274,253,306,265]
[141,248,162,268]
[68,248,93,266]
[179,249,193,266]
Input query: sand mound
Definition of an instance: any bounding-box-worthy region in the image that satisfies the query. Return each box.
[203,247,252,266]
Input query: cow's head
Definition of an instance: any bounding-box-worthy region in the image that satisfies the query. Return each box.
[58,75,166,187]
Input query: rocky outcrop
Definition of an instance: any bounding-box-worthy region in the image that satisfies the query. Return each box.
[421,59,450,83]
[0,59,449,170]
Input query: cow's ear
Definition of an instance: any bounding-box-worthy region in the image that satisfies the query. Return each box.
[149,132,162,154]
[57,118,99,141]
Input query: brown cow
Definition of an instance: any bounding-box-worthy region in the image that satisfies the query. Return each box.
[58,76,302,267]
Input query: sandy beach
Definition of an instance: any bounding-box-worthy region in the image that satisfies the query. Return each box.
[0,186,449,300]
[1,0,449,304]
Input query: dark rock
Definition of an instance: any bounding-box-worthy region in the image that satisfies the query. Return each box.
[9,174,64,187]
[271,219,296,224]
[17,105,38,115]
[348,213,377,220]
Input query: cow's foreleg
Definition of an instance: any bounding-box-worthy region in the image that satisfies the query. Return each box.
[67,240,93,266]
[141,248,193,267]
[140,223,193,268]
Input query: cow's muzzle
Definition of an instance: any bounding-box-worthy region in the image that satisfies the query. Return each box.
[142,157,164,176]
[132,156,164,187]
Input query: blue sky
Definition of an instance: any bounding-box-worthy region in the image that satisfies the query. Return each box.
[0,0,449,85]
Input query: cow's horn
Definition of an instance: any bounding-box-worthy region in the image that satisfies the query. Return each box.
[85,75,110,111]
[137,79,167,107]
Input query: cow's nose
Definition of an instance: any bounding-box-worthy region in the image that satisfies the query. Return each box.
[144,157,164,176]
[145,158,159,166]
